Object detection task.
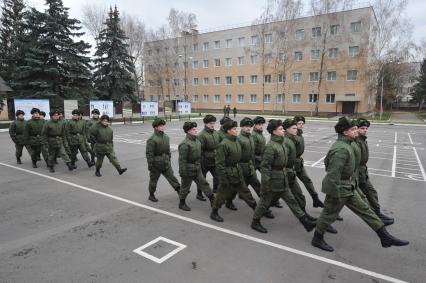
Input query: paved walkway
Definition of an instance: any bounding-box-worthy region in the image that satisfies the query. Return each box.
[390,111,425,124]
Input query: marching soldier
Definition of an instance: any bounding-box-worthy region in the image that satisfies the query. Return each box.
[9,110,30,164]
[178,121,215,211]
[86,109,100,163]
[250,119,316,233]
[24,108,48,168]
[42,110,76,172]
[66,109,94,168]
[145,118,180,202]
[356,118,394,225]
[293,116,325,208]
[210,119,257,222]
[218,116,231,142]
[39,111,49,163]
[311,117,408,252]
[198,115,220,196]
[90,115,127,177]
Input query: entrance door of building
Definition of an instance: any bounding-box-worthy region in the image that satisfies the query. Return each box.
[342,102,355,114]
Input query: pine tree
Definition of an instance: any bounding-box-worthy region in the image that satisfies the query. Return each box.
[93,6,136,102]
[10,0,93,108]
[412,59,426,111]
[0,0,25,82]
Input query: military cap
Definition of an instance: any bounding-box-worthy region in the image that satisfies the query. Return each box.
[50,110,60,116]
[152,118,166,128]
[203,114,217,124]
[91,109,100,115]
[220,116,231,125]
[100,114,110,121]
[356,118,370,128]
[240,117,254,127]
[283,118,297,130]
[267,119,283,134]
[15,110,25,116]
[294,115,306,123]
[222,120,238,132]
[253,116,266,124]
[30,108,41,114]
[183,121,197,133]
[334,116,356,134]
[71,109,80,115]
[40,111,46,117]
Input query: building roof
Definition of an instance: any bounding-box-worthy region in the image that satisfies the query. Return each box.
[0,76,12,92]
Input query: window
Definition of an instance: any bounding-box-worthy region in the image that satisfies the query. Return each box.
[251,55,257,64]
[214,76,220,85]
[350,21,362,33]
[329,48,338,58]
[238,37,245,47]
[278,74,285,83]
[214,95,220,103]
[309,72,319,82]
[203,95,209,103]
[266,53,272,64]
[293,93,301,103]
[238,76,244,84]
[264,74,272,83]
[225,57,232,66]
[251,35,258,45]
[327,71,336,81]
[276,93,283,103]
[150,95,154,101]
[349,46,359,57]
[214,40,220,49]
[346,93,356,97]
[214,58,220,67]
[237,94,244,103]
[203,77,209,85]
[311,49,320,60]
[174,62,179,69]
[326,93,335,103]
[330,24,340,35]
[309,93,318,103]
[192,95,199,102]
[278,52,285,62]
[226,76,232,85]
[265,33,272,43]
[251,75,258,84]
[226,39,232,48]
[225,94,232,103]
[193,77,199,86]
[238,56,245,65]
[192,60,198,69]
[174,79,180,86]
[312,27,321,37]
[250,94,257,103]
[203,60,209,68]
[148,80,154,87]
[147,49,152,56]
[347,70,358,81]
[193,43,198,52]
[203,42,209,51]
[295,51,303,61]
[295,29,304,40]
[264,94,271,103]
[293,72,302,83]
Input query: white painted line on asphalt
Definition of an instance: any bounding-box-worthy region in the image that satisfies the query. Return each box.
[392,145,397,177]
[407,133,413,145]
[394,132,398,144]
[0,162,408,283]
[412,147,426,181]
[133,236,186,264]
[311,156,326,167]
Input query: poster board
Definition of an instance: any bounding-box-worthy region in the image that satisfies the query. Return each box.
[90,100,113,118]
[14,99,50,120]
[64,100,78,119]
[177,102,191,115]
[141,102,158,117]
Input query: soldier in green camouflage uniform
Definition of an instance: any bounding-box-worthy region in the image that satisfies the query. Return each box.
[86,109,100,163]
[90,115,127,177]
[311,117,408,252]
[9,110,31,164]
[146,118,180,202]
[66,109,94,168]
[250,119,316,233]
[178,121,214,211]
[24,108,48,168]
[42,110,76,172]
[210,120,257,222]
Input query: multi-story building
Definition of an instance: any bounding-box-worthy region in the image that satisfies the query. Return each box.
[144,6,378,115]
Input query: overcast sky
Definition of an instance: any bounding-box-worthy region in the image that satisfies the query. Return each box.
[29,0,425,46]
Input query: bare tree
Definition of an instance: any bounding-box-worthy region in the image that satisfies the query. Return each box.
[81,4,107,43]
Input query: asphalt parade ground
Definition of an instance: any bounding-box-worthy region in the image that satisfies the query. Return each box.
[0,116,425,283]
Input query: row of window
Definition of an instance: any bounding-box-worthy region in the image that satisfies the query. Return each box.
[147,21,363,55]
[188,93,338,104]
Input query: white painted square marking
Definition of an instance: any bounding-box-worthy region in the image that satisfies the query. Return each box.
[133,236,186,264]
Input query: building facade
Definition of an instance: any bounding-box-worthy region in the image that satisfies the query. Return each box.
[144,7,378,115]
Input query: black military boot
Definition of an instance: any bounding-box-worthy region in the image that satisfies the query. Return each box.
[376,210,394,226]
[179,199,191,211]
[95,169,102,177]
[264,209,275,219]
[49,165,55,173]
[210,208,223,222]
[117,167,127,175]
[302,208,317,221]
[336,215,343,221]
[66,162,77,171]
[54,159,58,164]
[86,160,95,168]
[376,227,409,248]
[251,219,268,233]
[312,231,334,252]
[272,200,283,208]
[32,160,38,168]
[225,200,237,211]
[196,189,206,201]
[207,194,215,207]
[148,192,158,202]
[311,193,324,208]
[174,186,181,194]
[299,215,316,232]
[17,157,22,164]
[213,185,218,194]
[326,225,338,234]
